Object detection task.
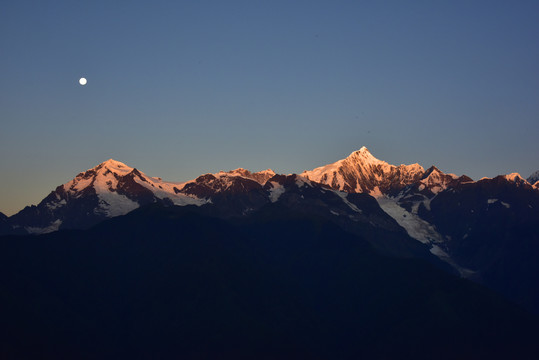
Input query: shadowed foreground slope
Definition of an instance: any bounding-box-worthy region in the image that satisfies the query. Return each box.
[1,204,538,359]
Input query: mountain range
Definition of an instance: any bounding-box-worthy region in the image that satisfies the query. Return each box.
[2,147,539,358]
[4,146,537,236]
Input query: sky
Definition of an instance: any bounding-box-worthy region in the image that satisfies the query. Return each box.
[1,0,539,216]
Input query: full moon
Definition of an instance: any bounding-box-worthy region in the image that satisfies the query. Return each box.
[79,77,87,86]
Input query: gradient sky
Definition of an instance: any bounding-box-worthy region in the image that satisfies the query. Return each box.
[1,0,539,216]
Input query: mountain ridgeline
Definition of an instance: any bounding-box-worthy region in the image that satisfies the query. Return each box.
[2,147,539,358]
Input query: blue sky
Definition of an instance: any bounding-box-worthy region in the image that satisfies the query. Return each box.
[1,0,539,215]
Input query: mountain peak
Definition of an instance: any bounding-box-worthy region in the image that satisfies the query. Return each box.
[98,158,132,170]
[216,168,276,185]
[346,146,384,166]
[83,159,135,178]
[424,165,442,175]
[302,147,425,195]
[358,146,370,153]
[350,146,372,156]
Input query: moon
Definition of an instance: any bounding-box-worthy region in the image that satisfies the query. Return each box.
[79,77,87,86]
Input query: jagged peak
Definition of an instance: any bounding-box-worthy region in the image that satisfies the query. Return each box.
[421,166,463,185]
[228,167,249,173]
[355,146,370,154]
[223,168,276,175]
[256,169,276,175]
[303,147,379,176]
[224,168,253,176]
[346,146,383,164]
[212,168,276,185]
[422,165,443,178]
[401,163,425,173]
[64,159,139,194]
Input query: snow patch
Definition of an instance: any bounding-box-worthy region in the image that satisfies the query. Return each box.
[71,177,93,193]
[335,191,361,213]
[377,197,444,245]
[131,175,206,206]
[487,199,509,208]
[47,199,67,210]
[25,219,62,234]
[96,192,140,217]
[269,182,286,203]
[295,176,313,188]
[377,197,475,277]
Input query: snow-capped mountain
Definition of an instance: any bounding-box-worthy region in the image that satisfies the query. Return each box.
[298,149,539,312]
[301,147,425,196]
[62,159,207,213]
[2,155,444,264]
[300,147,475,198]
[3,148,532,247]
[3,158,539,359]
[298,148,475,274]
[7,157,407,236]
[5,159,278,235]
[6,159,201,234]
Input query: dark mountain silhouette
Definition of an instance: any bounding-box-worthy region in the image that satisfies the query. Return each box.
[417,175,539,313]
[1,204,538,359]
